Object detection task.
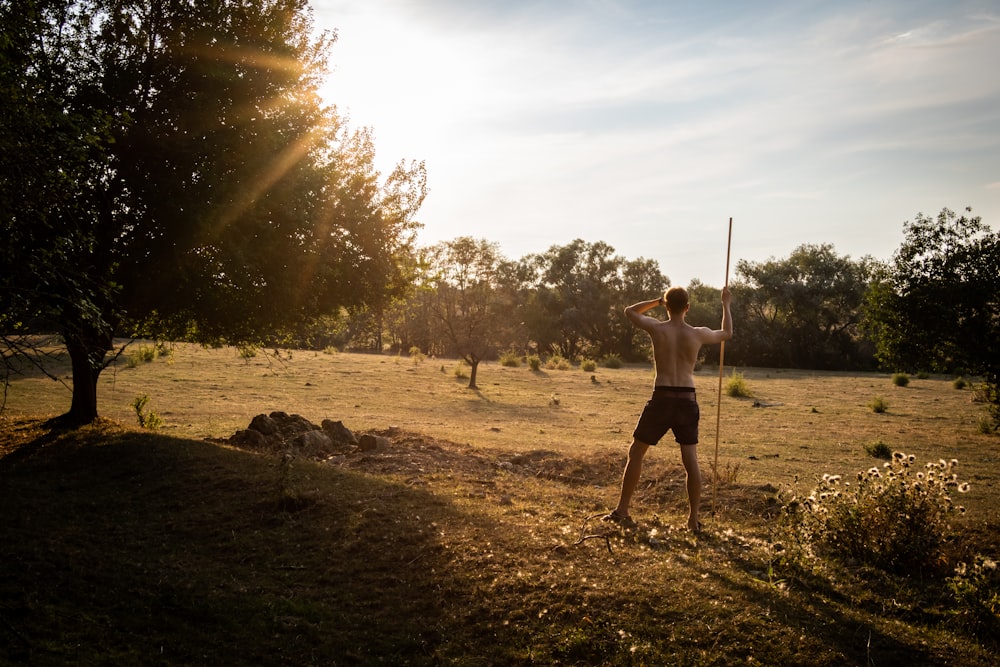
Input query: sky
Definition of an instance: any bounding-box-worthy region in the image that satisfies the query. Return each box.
[310,0,1000,288]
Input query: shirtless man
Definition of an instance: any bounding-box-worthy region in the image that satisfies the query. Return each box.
[605,285,733,532]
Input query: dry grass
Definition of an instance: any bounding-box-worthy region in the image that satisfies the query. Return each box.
[5,343,997,516]
[2,343,999,665]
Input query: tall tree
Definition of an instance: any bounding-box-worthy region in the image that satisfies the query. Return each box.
[864,207,1000,423]
[520,240,667,360]
[733,244,874,369]
[0,0,425,423]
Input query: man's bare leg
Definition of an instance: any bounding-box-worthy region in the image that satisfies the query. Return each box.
[612,439,649,519]
[680,444,701,531]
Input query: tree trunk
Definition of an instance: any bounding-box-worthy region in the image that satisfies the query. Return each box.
[467,357,479,389]
[63,325,113,425]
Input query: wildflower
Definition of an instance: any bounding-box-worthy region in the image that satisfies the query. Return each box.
[917,472,925,480]
[907,454,916,464]
[893,451,905,461]
[958,483,970,493]
[949,458,958,468]
[828,475,841,484]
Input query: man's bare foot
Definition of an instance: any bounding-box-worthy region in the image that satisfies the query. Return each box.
[602,511,638,529]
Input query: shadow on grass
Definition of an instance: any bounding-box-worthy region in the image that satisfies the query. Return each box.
[0,421,463,666]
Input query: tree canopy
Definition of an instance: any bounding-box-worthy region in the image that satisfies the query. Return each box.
[731,244,875,370]
[864,208,1000,421]
[519,240,667,362]
[0,0,425,422]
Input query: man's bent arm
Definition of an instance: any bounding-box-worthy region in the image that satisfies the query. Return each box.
[625,297,663,328]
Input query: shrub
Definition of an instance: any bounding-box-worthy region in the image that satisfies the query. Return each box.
[916,371,930,380]
[978,415,996,435]
[546,355,571,371]
[784,452,970,572]
[580,358,597,372]
[527,355,542,371]
[600,354,623,369]
[864,439,892,459]
[499,350,521,367]
[408,346,425,364]
[724,371,752,398]
[131,394,164,430]
[869,396,889,413]
[892,372,910,387]
[125,344,158,368]
[947,556,1000,646]
[953,376,967,390]
[453,364,468,379]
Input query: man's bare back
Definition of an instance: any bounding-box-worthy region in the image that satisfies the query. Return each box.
[624,289,732,387]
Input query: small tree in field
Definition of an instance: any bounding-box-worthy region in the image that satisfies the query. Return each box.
[422,237,520,389]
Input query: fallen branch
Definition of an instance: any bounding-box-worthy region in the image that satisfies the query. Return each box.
[574,533,613,554]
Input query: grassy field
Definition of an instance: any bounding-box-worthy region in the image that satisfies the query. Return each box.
[2,343,998,665]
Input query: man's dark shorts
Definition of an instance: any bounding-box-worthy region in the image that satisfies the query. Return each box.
[632,386,700,446]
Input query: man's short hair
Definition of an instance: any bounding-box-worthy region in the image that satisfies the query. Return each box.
[665,286,689,313]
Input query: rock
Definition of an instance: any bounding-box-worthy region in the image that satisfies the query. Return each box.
[249,413,279,436]
[358,433,389,452]
[274,412,317,436]
[294,430,333,457]
[321,419,358,446]
[229,413,378,460]
[230,428,269,449]
[296,430,332,449]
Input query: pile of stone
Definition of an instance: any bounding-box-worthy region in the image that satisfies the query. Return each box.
[227,411,388,459]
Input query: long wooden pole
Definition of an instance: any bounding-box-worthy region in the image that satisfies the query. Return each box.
[712,217,733,517]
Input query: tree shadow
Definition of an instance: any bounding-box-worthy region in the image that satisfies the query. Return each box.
[0,423,468,665]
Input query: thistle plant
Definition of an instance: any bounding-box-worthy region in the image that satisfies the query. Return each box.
[947,556,1000,645]
[784,451,970,572]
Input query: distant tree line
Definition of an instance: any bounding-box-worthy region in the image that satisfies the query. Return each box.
[324,239,876,373]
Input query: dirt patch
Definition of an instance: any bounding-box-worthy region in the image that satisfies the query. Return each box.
[217,412,628,489]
